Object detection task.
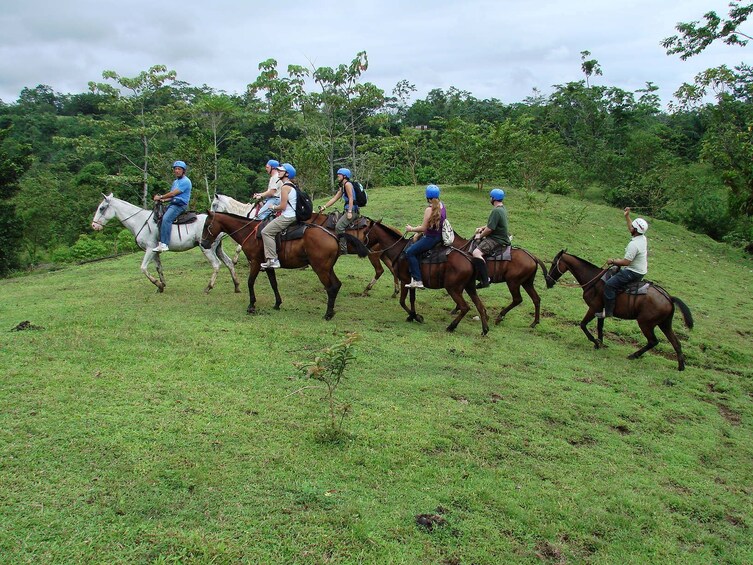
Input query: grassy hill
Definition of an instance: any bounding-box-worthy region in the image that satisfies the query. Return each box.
[1,185,752,563]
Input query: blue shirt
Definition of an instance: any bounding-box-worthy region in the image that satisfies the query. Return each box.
[171,176,192,206]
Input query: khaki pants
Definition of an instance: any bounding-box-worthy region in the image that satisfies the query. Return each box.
[262,215,298,260]
[335,210,360,251]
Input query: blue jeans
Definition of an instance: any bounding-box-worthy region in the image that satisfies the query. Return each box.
[257,197,280,220]
[405,235,441,281]
[604,268,644,302]
[160,203,187,245]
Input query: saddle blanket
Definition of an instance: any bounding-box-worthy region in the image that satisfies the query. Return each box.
[601,267,651,295]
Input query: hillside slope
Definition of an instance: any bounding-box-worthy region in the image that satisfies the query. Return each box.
[1,186,751,563]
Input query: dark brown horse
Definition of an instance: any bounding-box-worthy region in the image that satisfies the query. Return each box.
[201,212,369,320]
[309,212,399,297]
[450,232,548,327]
[363,221,489,334]
[546,250,693,371]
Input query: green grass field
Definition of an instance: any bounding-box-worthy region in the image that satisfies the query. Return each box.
[1,185,752,563]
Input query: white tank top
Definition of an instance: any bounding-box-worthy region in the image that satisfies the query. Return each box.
[281,183,297,218]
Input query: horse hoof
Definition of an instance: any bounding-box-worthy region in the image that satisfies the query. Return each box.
[627,353,637,360]
[529,321,539,328]
[446,325,457,332]
[234,288,241,294]
[494,316,504,325]
[324,312,335,321]
[247,308,256,315]
[204,287,212,294]
[273,305,281,311]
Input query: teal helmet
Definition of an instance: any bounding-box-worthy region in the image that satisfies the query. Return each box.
[425,184,440,199]
[336,168,351,179]
[277,163,296,179]
[172,160,187,171]
[490,188,505,201]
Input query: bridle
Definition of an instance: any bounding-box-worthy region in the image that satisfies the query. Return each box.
[548,252,608,289]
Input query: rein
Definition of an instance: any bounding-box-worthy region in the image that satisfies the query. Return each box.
[551,255,608,289]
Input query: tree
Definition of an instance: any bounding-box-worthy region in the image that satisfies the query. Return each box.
[662,1,753,59]
[580,50,603,87]
[0,125,32,274]
[85,65,180,206]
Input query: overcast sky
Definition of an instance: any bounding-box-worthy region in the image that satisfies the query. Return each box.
[0,0,748,107]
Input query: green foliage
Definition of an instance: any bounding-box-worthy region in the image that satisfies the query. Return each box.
[69,233,112,262]
[294,332,360,439]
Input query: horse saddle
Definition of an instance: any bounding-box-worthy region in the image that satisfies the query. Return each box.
[486,245,513,262]
[418,243,451,265]
[602,267,651,295]
[153,205,198,225]
[323,212,368,231]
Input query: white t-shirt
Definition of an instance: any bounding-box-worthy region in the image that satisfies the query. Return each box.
[267,171,282,196]
[624,234,648,275]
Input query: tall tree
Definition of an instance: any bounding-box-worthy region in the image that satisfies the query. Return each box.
[0,125,32,274]
[85,65,179,206]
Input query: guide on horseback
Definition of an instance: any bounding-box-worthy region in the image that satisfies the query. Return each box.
[252,159,283,220]
[403,184,446,289]
[260,163,299,270]
[152,160,192,253]
[319,168,360,254]
[471,188,510,289]
[597,207,649,318]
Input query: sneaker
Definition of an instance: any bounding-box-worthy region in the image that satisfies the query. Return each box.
[405,279,425,289]
[260,258,281,270]
[152,243,169,252]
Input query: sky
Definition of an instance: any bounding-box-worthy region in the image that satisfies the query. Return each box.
[0,0,748,107]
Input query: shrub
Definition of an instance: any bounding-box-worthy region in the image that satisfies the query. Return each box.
[70,234,111,262]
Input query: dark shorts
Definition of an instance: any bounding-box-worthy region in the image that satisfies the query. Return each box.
[475,238,504,256]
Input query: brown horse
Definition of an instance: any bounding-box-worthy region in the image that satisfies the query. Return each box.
[310,212,399,297]
[450,232,548,327]
[363,221,489,334]
[201,212,369,320]
[545,250,693,371]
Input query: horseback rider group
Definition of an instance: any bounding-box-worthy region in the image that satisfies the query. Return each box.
[155,158,649,313]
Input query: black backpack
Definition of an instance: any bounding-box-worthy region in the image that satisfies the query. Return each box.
[284,182,313,221]
[352,181,368,207]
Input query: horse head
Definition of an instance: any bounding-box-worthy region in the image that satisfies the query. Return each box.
[546,249,568,288]
[92,193,115,231]
[210,194,226,213]
[200,211,218,249]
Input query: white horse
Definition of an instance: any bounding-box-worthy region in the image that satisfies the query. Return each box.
[210,194,262,264]
[91,193,241,294]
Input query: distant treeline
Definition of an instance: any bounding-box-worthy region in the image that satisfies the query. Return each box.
[0,44,751,274]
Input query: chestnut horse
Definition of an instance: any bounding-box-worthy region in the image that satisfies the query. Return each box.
[450,232,548,327]
[211,194,398,296]
[546,250,693,371]
[363,221,489,334]
[201,212,369,320]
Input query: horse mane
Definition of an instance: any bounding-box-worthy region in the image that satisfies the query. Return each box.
[213,211,258,222]
[378,222,403,239]
[566,251,601,270]
[214,195,255,216]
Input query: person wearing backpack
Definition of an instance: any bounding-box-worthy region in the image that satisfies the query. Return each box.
[403,185,447,289]
[319,168,360,254]
[260,163,298,270]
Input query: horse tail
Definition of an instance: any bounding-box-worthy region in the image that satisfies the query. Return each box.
[672,296,694,330]
[535,256,548,281]
[343,233,370,258]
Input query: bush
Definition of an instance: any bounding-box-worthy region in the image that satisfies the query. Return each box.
[70,234,111,262]
[49,246,73,264]
[115,229,140,253]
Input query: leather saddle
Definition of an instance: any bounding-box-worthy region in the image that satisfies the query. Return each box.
[601,267,651,295]
[154,203,198,225]
[253,217,308,245]
[486,245,513,262]
[322,212,369,231]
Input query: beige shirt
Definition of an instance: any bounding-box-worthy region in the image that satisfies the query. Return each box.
[624,234,648,275]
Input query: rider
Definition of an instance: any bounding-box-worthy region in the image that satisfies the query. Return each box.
[471,188,510,288]
[152,160,192,252]
[597,207,649,318]
[319,167,359,254]
[260,163,298,270]
[252,159,282,220]
[403,185,446,289]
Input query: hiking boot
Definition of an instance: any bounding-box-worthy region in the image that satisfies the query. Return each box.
[405,278,425,289]
[338,237,348,255]
[260,258,281,270]
[153,243,169,252]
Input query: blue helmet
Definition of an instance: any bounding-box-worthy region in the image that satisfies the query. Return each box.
[425,184,440,199]
[337,168,351,179]
[277,163,296,179]
[172,160,187,171]
[490,188,505,201]
[266,159,280,168]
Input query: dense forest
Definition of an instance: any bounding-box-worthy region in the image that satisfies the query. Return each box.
[1,3,751,275]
